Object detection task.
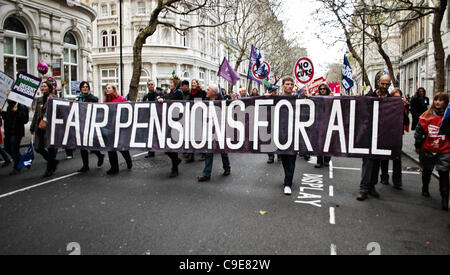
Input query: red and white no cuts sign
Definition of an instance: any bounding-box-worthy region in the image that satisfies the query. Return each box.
[294,57,314,84]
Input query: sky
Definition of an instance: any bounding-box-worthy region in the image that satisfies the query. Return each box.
[279,0,347,77]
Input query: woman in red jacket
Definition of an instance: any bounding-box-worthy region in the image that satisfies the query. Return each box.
[414,92,450,211]
[104,84,132,175]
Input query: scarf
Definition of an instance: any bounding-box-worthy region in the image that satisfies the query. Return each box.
[77,92,92,102]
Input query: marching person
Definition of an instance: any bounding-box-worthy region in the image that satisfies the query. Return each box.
[76,81,105,172]
[143,80,157,158]
[197,84,231,182]
[250,88,259,97]
[410,87,430,131]
[357,75,391,201]
[0,100,29,175]
[279,77,297,195]
[0,112,12,168]
[415,92,450,211]
[157,76,183,177]
[30,80,59,177]
[379,89,409,190]
[188,79,207,163]
[315,83,332,169]
[104,84,133,175]
[48,77,73,160]
[181,80,191,100]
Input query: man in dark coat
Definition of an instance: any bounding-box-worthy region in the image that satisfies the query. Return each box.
[143,80,157,158]
[0,100,29,175]
[357,75,391,201]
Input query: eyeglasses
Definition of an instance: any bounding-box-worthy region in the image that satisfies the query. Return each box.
[319,88,327,91]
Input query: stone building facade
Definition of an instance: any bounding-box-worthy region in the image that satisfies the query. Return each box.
[88,0,249,101]
[0,0,96,98]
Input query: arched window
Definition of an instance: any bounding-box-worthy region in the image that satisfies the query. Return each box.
[63,32,78,96]
[3,16,29,77]
[111,30,117,47]
[138,70,151,101]
[101,30,108,47]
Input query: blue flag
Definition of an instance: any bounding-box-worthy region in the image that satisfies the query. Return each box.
[17,142,34,170]
[248,45,271,88]
[439,104,450,135]
[342,55,354,91]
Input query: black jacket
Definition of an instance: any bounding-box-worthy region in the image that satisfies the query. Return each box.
[1,101,29,138]
[143,91,157,102]
[78,93,99,103]
[188,89,206,100]
[164,88,184,101]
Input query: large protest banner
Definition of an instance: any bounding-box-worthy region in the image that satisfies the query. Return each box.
[46,96,403,159]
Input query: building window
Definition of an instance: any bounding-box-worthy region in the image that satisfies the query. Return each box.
[3,17,28,78]
[111,3,117,16]
[111,30,117,47]
[137,1,146,15]
[162,27,172,45]
[199,70,205,87]
[63,32,78,96]
[138,70,151,101]
[101,68,118,94]
[101,4,108,17]
[101,30,108,47]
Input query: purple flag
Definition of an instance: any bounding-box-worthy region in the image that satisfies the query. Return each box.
[218,58,240,86]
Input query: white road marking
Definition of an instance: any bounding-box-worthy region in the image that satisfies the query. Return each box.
[132,152,148,158]
[329,186,334,197]
[0,172,80,199]
[333,166,421,175]
[330,207,335,225]
[329,160,334,179]
[331,244,337,255]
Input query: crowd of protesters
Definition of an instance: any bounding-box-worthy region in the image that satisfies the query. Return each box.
[0,74,449,229]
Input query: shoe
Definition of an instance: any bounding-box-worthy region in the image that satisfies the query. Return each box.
[324,162,330,167]
[198,176,211,182]
[106,169,119,175]
[357,192,368,201]
[127,161,133,170]
[43,170,53,178]
[169,169,179,178]
[223,170,231,176]
[66,155,73,160]
[381,180,389,186]
[314,164,324,169]
[9,169,20,176]
[1,161,11,168]
[77,166,90,173]
[393,185,403,190]
[98,154,105,167]
[267,159,274,164]
[304,155,310,161]
[145,152,155,158]
[368,189,380,198]
[284,186,292,195]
